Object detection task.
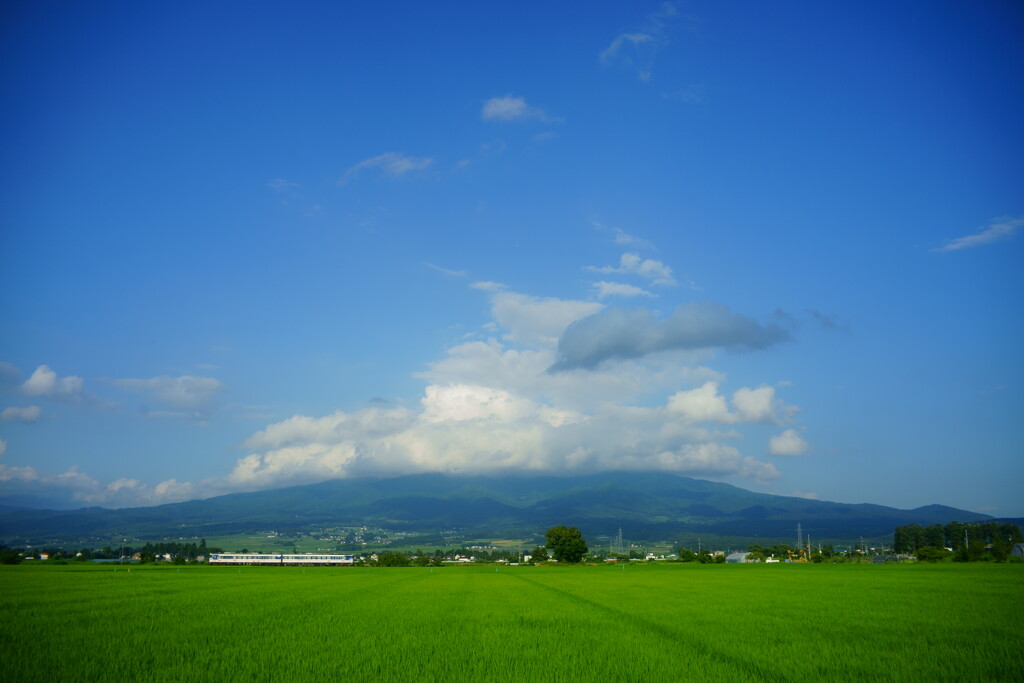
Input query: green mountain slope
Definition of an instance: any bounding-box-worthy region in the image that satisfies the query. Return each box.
[0,472,996,546]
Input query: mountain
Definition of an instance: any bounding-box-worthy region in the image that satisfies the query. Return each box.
[0,472,998,547]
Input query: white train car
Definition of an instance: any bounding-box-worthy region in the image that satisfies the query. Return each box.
[210,553,355,566]
[282,554,355,565]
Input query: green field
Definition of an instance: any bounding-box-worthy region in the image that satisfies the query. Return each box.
[1,563,1020,681]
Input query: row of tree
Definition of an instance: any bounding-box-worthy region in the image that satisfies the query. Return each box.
[677,548,726,563]
[893,521,1021,561]
[366,527,591,566]
[137,540,222,561]
[27,521,1017,567]
[0,544,136,563]
[0,540,226,565]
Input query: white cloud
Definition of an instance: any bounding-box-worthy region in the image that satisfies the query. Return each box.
[0,460,234,509]
[420,337,720,413]
[470,280,505,292]
[732,386,777,423]
[593,281,655,299]
[666,382,794,425]
[196,275,789,492]
[21,365,86,401]
[1,405,42,423]
[0,439,6,456]
[484,289,603,347]
[0,464,101,505]
[421,384,535,423]
[481,96,559,122]
[153,478,197,501]
[667,382,732,422]
[932,216,1023,252]
[244,407,415,451]
[586,253,677,286]
[650,443,779,482]
[770,429,809,456]
[338,152,434,185]
[220,388,780,490]
[216,283,791,491]
[114,375,225,411]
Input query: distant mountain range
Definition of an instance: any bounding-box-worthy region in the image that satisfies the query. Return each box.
[0,472,1004,547]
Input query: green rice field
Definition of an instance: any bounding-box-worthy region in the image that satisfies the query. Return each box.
[1,562,1020,681]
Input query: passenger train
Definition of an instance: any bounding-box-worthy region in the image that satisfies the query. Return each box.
[209,553,355,566]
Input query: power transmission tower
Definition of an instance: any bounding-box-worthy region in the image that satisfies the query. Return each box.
[611,528,625,555]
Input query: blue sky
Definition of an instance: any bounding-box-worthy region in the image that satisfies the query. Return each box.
[1,1,1021,516]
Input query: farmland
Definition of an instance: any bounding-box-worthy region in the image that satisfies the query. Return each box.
[1,563,1020,681]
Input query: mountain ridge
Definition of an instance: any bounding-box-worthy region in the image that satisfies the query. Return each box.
[0,472,1002,546]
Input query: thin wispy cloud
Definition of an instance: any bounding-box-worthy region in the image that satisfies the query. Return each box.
[481,96,561,123]
[932,216,1023,252]
[599,2,680,81]
[424,262,467,278]
[593,281,655,299]
[805,309,849,332]
[1,405,42,423]
[586,252,677,286]
[266,178,299,192]
[592,222,654,249]
[339,152,434,185]
[600,33,655,64]
[113,375,226,413]
[661,84,707,104]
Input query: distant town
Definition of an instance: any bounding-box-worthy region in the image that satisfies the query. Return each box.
[4,519,1020,566]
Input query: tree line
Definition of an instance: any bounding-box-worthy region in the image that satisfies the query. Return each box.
[893,521,1021,561]
[0,539,224,565]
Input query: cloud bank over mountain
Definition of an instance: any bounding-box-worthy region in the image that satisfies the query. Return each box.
[1,254,804,509]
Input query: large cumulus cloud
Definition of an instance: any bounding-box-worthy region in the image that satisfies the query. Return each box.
[221,382,781,489]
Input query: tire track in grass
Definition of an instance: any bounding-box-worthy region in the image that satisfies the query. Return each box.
[506,571,785,682]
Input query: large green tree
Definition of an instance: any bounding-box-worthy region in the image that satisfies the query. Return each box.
[376,551,411,567]
[544,526,588,563]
